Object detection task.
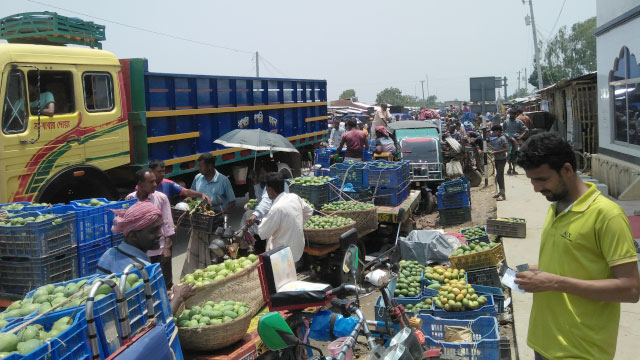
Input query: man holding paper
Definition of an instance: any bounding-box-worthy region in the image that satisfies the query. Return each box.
[513,133,639,360]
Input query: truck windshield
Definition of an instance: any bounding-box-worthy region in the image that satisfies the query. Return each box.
[400,139,438,163]
[2,69,29,134]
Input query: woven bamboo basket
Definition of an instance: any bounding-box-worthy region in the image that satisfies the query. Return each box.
[324,207,378,236]
[304,221,356,245]
[177,261,265,351]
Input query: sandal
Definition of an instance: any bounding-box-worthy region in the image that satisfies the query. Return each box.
[496,195,506,201]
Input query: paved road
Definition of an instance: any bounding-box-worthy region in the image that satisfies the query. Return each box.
[499,173,640,360]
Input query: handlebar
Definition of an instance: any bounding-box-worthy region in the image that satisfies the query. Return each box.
[326,284,365,298]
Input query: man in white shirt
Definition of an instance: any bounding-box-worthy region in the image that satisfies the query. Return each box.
[329,120,345,148]
[372,104,392,139]
[258,173,314,263]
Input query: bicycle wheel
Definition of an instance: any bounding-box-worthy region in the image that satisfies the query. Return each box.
[573,151,588,173]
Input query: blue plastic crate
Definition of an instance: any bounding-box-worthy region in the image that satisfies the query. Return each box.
[367,163,404,187]
[70,198,109,239]
[330,162,369,188]
[78,235,111,277]
[432,295,496,320]
[287,177,340,208]
[47,205,93,246]
[170,331,184,360]
[439,176,471,195]
[341,187,372,202]
[0,201,50,214]
[111,233,124,247]
[0,308,98,360]
[419,314,500,360]
[372,181,409,207]
[0,211,76,258]
[436,189,471,210]
[0,247,78,295]
[473,285,505,313]
[315,148,333,168]
[363,149,373,161]
[374,295,433,323]
[104,199,138,235]
[461,225,489,243]
[314,168,330,177]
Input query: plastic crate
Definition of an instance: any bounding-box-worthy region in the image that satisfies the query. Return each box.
[287,177,340,208]
[466,266,501,288]
[46,205,94,246]
[330,162,369,188]
[436,189,470,210]
[372,181,409,207]
[438,206,471,226]
[439,176,471,195]
[461,225,489,243]
[0,201,49,214]
[486,218,527,238]
[111,233,124,247]
[104,198,138,235]
[473,284,505,313]
[77,235,111,277]
[341,188,372,202]
[0,308,96,360]
[0,247,78,295]
[0,211,76,258]
[431,295,496,320]
[315,148,333,168]
[500,336,512,360]
[171,208,223,232]
[449,243,505,271]
[363,149,373,162]
[374,295,433,323]
[368,164,404,187]
[170,331,184,360]
[70,198,109,239]
[314,168,330,177]
[419,314,500,360]
[399,160,412,181]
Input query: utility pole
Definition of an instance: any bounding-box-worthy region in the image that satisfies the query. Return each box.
[256,51,259,77]
[426,74,430,100]
[524,68,528,92]
[503,77,508,101]
[420,80,426,107]
[524,0,543,89]
[517,70,521,91]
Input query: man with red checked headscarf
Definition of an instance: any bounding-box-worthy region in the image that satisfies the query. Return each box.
[97,200,193,312]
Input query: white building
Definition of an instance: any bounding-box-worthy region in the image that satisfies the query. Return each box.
[593,0,640,199]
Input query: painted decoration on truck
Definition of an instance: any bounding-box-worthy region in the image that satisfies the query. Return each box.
[254,111,264,124]
[269,116,278,133]
[238,116,250,129]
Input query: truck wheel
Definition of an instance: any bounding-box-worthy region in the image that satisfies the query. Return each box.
[464,169,483,187]
[36,165,117,204]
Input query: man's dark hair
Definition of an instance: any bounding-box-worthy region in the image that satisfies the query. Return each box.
[149,159,165,170]
[278,167,293,180]
[516,132,575,172]
[265,172,285,194]
[491,124,502,131]
[515,109,524,115]
[347,118,357,129]
[135,168,153,183]
[261,161,279,173]
[198,153,216,167]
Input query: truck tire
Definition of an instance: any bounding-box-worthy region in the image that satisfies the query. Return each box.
[464,169,483,187]
[36,165,118,204]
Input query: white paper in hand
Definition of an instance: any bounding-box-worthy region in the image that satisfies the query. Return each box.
[501,268,525,293]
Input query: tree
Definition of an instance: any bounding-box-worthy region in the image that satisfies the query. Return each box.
[529,17,596,89]
[426,95,438,108]
[339,89,356,100]
[375,87,426,107]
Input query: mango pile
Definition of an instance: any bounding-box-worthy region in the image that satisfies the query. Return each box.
[0,316,73,356]
[246,199,259,210]
[177,300,249,327]
[430,279,488,312]
[288,176,333,186]
[423,265,465,284]
[0,203,49,211]
[0,214,61,227]
[321,201,374,212]
[461,226,487,240]
[394,260,423,298]
[450,240,499,257]
[76,198,106,207]
[0,274,143,323]
[304,215,354,230]
[404,298,432,312]
[494,217,525,223]
[179,255,258,288]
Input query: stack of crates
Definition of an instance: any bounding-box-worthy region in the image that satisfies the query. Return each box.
[314,148,333,176]
[368,160,411,207]
[0,203,78,295]
[437,177,472,226]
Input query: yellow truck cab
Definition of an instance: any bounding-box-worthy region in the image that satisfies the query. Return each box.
[0,43,130,203]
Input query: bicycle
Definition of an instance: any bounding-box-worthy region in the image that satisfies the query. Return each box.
[573,150,592,173]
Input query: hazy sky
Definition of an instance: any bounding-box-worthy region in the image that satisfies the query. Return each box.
[2,0,596,104]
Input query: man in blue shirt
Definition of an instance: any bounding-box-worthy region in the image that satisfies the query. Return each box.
[148,159,211,204]
[181,153,236,276]
[503,108,529,175]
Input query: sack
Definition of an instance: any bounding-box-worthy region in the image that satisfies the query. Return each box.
[444,325,473,343]
[308,310,358,341]
[446,160,463,177]
[398,230,461,264]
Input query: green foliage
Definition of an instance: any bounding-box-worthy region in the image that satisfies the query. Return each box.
[528,17,596,89]
[339,89,356,100]
[375,87,425,107]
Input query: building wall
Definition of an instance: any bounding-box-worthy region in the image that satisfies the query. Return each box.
[594,2,640,199]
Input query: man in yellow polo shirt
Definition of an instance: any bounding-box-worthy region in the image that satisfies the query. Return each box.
[514,133,639,360]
